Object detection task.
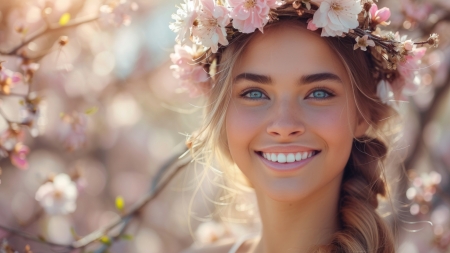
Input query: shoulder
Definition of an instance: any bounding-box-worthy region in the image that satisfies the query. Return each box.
[180,238,235,253]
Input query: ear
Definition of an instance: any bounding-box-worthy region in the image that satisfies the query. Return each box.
[354,114,370,138]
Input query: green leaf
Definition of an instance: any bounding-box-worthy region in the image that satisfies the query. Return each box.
[59,13,71,26]
[115,196,125,212]
[85,107,98,115]
[121,234,133,240]
[100,235,111,246]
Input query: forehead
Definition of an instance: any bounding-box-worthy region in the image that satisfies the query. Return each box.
[234,24,350,84]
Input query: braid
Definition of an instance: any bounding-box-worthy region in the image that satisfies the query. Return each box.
[317,137,395,253]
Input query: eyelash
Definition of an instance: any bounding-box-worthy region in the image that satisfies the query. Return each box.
[307,87,335,100]
[239,87,335,100]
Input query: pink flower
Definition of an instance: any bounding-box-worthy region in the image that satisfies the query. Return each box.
[369,3,390,26]
[192,0,230,53]
[170,0,199,43]
[229,0,281,33]
[311,0,362,37]
[170,44,209,97]
[391,47,427,101]
[10,143,30,170]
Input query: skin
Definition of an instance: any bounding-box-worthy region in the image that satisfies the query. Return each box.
[225,24,369,253]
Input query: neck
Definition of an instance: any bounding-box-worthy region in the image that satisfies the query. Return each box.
[252,175,343,253]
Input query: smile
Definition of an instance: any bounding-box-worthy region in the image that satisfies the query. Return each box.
[259,150,318,163]
[255,150,321,172]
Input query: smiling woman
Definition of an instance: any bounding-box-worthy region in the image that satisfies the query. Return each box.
[182,20,397,253]
[168,0,437,252]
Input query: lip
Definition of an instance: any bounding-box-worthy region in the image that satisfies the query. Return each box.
[256,150,320,173]
[257,145,320,153]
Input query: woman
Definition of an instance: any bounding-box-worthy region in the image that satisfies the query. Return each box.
[169,0,438,252]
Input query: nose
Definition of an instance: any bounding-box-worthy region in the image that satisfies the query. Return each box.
[266,101,305,139]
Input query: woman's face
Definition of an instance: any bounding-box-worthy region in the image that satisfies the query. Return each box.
[225,24,368,202]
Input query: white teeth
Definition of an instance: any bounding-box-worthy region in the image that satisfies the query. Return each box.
[277,153,286,163]
[301,152,308,159]
[261,151,317,163]
[286,153,295,163]
[271,153,277,162]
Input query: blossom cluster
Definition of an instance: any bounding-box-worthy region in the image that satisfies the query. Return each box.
[168,0,439,104]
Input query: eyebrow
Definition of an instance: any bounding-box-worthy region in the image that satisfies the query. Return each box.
[233,72,343,85]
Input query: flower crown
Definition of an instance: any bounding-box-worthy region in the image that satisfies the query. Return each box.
[169,0,439,106]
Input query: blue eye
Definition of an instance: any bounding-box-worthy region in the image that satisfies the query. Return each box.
[307,89,333,99]
[241,90,268,100]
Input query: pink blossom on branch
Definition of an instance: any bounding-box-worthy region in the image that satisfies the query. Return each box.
[310,0,362,37]
[391,47,427,101]
[229,0,281,33]
[170,44,209,97]
[369,3,391,26]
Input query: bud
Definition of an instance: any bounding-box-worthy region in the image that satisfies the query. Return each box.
[403,40,414,51]
[427,33,439,48]
[59,36,69,46]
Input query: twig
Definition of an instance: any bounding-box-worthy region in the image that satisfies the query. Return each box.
[0,224,71,249]
[0,15,99,57]
[0,147,190,252]
[72,147,190,248]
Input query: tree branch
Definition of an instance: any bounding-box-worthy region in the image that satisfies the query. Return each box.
[0,147,190,252]
[0,15,99,57]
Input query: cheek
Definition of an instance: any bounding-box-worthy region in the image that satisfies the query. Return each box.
[308,104,355,167]
[225,105,264,164]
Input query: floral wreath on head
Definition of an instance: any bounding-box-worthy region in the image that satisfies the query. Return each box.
[168,0,439,107]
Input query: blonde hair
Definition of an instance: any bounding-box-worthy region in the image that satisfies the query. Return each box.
[188,19,398,252]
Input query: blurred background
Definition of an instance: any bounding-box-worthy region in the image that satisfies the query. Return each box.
[0,0,448,252]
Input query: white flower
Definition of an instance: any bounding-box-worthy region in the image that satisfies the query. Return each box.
[192,0,230,53]
[35,173,78,215]
[376,80,394,105]
[195,221,227,244]
[353,35,375,51]
[311,0,362,37]
[170,0,199,43]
